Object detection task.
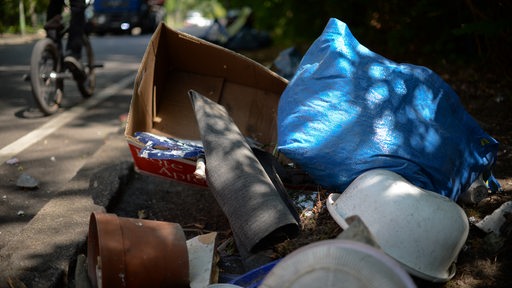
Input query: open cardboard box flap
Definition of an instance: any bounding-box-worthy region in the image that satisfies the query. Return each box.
[124,22,293,187]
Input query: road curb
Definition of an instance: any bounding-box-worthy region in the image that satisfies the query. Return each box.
[0,130,133,287]
[0,31,45,46]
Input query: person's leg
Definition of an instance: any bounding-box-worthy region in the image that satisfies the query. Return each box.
[46,0,64,21]
[66,0,86,58]
[45,0,65,31]
[64,0,87,81]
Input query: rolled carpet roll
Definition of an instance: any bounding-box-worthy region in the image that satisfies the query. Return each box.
[188,89,299,256]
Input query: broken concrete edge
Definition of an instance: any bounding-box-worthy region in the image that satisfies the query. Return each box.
[0,131,134,288]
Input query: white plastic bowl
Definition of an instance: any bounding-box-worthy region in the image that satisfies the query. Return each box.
[326,169,469,282]
[259,239,416,288]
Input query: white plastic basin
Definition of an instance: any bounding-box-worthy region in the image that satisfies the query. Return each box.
[326,169,469,282]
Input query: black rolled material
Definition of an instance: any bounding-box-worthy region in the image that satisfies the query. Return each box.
[188,89,300,256]
[251,147,301,225]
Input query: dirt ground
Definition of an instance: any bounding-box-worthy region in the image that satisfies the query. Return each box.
[110,48,512,287]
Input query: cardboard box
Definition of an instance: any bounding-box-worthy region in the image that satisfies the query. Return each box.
[125,22,289,188]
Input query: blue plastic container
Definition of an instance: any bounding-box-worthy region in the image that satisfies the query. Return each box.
[228,260,280,288]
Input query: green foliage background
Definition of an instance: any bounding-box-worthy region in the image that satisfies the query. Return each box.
[1,0,49,33]
[2,0,510,69]
[227,0,511,67]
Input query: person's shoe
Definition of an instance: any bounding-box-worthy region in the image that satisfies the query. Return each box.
[64,55,86,82]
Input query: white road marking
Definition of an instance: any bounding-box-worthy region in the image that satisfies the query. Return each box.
[0,65,30,72]
[0,73,135,164]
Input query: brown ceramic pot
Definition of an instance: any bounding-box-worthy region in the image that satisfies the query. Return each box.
[87,212,189,288]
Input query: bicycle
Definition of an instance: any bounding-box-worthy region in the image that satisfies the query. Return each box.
[28,14,100,115]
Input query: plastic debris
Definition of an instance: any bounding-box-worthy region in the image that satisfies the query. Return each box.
[272,46,302,80]
[6,157,19,165]
[16,173,39,189]
[458,174,489,205]
[194,156,206,180]
[134,132,203,160]
[187,232,218,288]
[475,201,512,235]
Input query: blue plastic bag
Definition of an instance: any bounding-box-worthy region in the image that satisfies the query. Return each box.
[277,18,499,200]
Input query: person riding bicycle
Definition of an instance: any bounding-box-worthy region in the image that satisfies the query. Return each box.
[46,0,86,82]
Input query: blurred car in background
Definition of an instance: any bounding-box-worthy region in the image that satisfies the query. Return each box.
[89,0,165,35]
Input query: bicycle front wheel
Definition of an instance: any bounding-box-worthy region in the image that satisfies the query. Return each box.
[30,38,63,115]
[76,35,96,98]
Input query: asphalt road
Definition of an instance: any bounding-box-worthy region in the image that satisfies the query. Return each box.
[0,32,152,286]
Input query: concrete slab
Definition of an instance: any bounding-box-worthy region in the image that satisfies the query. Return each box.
[0,130,132,288]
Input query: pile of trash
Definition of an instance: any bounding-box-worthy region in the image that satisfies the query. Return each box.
[78,18,505,287]
[181,6,272,51]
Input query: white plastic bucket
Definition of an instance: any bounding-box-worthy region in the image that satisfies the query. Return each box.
[326,169,469,282]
